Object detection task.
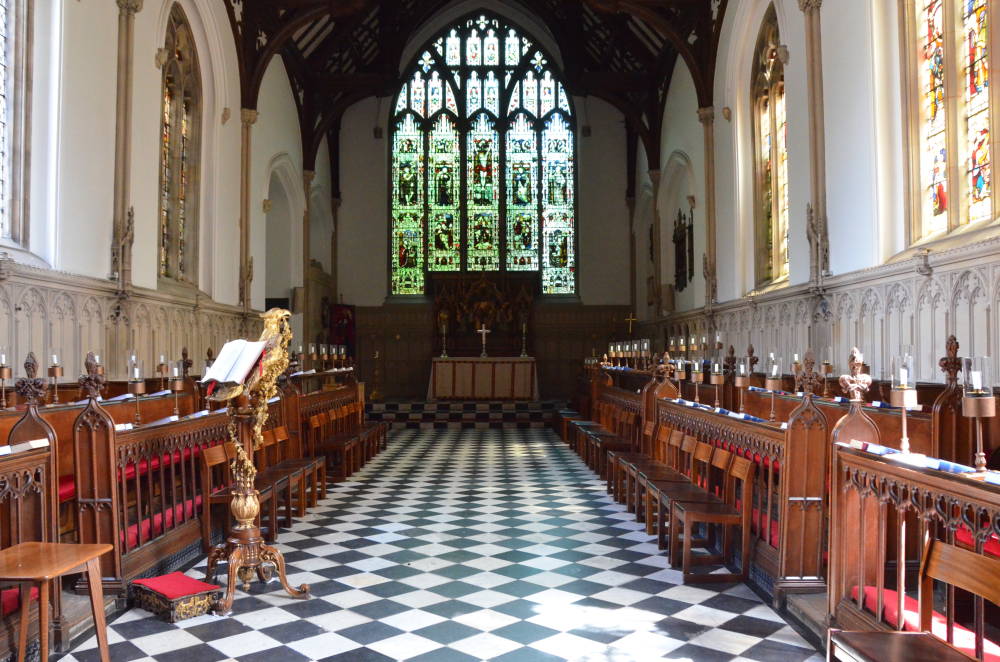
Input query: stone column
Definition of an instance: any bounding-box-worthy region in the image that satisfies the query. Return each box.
[111,0,143,288]
[799,0,830,283]
[697,107,718,305]
[648,169,663,316]
[301,169,315,337]
[239,109,258,312]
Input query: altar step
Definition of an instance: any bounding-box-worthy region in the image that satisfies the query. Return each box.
[365,400,562,429]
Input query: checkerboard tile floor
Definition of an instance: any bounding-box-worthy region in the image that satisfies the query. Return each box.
[60,428,822,662]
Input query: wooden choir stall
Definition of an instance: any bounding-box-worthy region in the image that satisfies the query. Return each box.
[563,335,1000,661]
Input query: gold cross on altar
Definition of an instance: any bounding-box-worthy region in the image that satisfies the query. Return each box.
[477,324,491,357]
[625,312,638,335]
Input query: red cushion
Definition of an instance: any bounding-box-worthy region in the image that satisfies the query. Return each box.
[59,475,76,502]
[122,495,203,549]
[132,572,219,600]
[0,586,37,616]
[751,508,780,547]
[955,525,1000,558]
[852,585,1000,662]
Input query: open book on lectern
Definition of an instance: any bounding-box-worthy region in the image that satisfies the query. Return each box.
[200,339,267,392]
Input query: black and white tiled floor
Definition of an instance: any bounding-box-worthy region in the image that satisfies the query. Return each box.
[62,429,821,662]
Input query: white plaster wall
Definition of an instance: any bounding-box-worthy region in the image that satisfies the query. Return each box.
[658,60,706,313]
[634,148,655,321]
[310,137,335,274]
[53,0,118,279]
[576,96,630,305]
[822,0,882,275]
[251,58,304,311]
[337,97,388,306]
[265,174,292,299]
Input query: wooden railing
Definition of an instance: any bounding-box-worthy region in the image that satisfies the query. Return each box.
[829,443,1000,660]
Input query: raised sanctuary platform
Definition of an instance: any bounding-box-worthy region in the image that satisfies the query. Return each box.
[428,356,539,400]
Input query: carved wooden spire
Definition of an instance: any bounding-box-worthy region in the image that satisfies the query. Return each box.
[78,352,106,399]
[839,347,872,401]
[747,344,759,372]
[723,345,737,377]
[938,335,961,385]
[15,353,47,404]
[181,346,193,379]
[794,349,823,395]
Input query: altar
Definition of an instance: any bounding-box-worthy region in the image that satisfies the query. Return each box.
[428,357,539,401]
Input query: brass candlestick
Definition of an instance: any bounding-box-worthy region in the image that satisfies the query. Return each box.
[962,395,995,472]
[889,388,917,454]
[128,379,146,426]
[765,377,782,422]
[170,376,185,417]
[675,363,687,395]
[441,326,448,358]
[692,370,704,404]
[710,372,724,408]
[157,362,169,391]
[0,364,9,408]
[520,324,528,358]
[48,364,63,404]
[734,375,748,412]
[822,362,833,397]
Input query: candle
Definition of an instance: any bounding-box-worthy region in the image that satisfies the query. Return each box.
[441,324,446,335]
[713,363,721,374]
[739,363,746,376]
[133,366,140,380]
[172,364,179,378]
[771,364,778,377]
[522,322,527,334]
[972,370,982,392]
[899,367,909,388]
[793,353,799,364]
[159,354,166,364]
[51,354,59,366]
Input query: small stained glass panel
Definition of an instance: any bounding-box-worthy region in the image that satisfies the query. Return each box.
[427,115,461,271]
[541,114,574,293]
[468,114,500,271]
[507,114,539,271]
[963,0,991,224]
[919,0,948,231]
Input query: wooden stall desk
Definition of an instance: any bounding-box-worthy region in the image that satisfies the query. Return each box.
[428,356,539,400]
[0,542,112,662]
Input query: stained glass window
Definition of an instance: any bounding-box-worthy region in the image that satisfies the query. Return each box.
[920,0,949,234]
[751,5,789,286]
[389,13,577,295]
[0,0,9,239]
[907,0,997,239]
[962,0,991,223]
[157,4,201,283]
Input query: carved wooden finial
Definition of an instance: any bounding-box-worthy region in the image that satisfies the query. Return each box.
[839,347,872,401]
[206,347,215,367]
[723,345,737,377]
[79,352,106,399]
[181,347,193,378]
[15,353,47,404]
[794,349,823,394]
[747,344,759,372]
[938,335,961,385]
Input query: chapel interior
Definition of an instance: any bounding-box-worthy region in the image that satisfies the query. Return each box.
[0,0,996,661]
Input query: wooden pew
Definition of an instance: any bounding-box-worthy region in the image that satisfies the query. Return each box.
[829,442,1000,661]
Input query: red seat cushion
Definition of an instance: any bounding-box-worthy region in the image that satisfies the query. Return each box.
[955,525,1000,558]
[852,585,1000,661]
[122,495,203,549]
[59,475,76,502]
[751,508,780,547]
[0,586,37,616]
[132,572,219,600]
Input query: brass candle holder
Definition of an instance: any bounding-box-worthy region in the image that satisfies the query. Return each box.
[710,371,724,408]
[129,379,146,426]
[157,361,169,391]
[822,361,833,397]
[48,363,63,405]
[0,364,10,409]
[734,374,748,412]
[169,367,185,417]
[890,350,917,454]
[691,367,704,404]
[674,361,687,394]
[441,325,449,358]
[764,377,781,421]
[962,356,995,472]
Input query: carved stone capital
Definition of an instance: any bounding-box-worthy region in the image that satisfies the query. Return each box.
[117,0,143,16]
[798,0,822,12]
[241,108,259,126]
[697,106,715,125]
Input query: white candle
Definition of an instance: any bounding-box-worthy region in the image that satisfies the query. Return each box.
[771,365,778,377]
[793,353,799,364]
[739,364,746,376]
[899,367,909,388]
[972,370,983,391]
[713,363,720,373]
[133,366,140,380]
[51,354,59,365]
[172,365,179,377]
[159,354,166,364]
[0,354,5,366]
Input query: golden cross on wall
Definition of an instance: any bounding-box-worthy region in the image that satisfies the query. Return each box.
[625,313,638,336]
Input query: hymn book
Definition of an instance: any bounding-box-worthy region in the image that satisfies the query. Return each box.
[200,339,267,388]
[0,438,50,456]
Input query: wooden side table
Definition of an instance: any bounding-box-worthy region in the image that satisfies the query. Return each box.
[0,542,112,662]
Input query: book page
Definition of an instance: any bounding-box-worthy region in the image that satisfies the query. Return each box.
[201,339,247,384]
[225,341,266,384]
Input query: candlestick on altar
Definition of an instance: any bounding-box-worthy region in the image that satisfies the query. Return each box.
[961,356,995,472]
[520,322,528,358]
[440,324,448,358]
[477,324,491,358]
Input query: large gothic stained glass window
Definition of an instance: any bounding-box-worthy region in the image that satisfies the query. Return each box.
[158,4,202,283]
[389,14,577,295]
[751,5,789,287]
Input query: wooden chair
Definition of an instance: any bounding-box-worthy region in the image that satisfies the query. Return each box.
[829,537,1000,662]
[199,443,277,551]
[647,439,717,550]
[0,542,112,662]
[271,425,326,508]
[669,453,755,583]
